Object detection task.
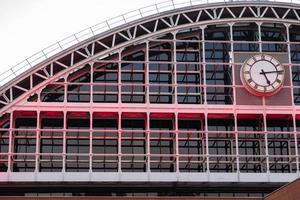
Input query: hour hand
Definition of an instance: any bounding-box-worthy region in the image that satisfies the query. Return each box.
[260,69,271,85]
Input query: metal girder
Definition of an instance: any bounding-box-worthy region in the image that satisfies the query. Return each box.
[2,2,300,115]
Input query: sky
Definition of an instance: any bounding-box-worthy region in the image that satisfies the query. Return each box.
[0,0,166,75]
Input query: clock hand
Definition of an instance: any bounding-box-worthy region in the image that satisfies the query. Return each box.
[259,70,284,74]
[260,69,271,85]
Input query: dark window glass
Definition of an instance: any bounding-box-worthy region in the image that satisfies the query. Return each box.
[233,23,258,41]
[67,85,90,103]
[266,117,293,132]
[41,84,64,102]
[123,51,145,61]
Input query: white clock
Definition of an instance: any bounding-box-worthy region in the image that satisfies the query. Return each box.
[240,54,285,96]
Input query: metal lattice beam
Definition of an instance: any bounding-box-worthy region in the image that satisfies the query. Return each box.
[2,2,300,115]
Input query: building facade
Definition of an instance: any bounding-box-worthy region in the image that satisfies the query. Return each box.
[0,0,300,198]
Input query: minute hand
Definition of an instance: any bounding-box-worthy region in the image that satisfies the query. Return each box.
[259,70,284,74]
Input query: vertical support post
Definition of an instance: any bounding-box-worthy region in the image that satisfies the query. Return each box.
[293,114,300,176]
[35,110,40,173]
[257,22,262,53]
[201,26,207,104]
[234,113,240,176]
[90,63,93,104]
[286,24,295,107]
[118,50,122,105]
[62,111,67,173]
[89,62,94,173]
[172,32,178,104]
[30,75,34,94]
[146,112,151,172]
[9,88,13,103]
[89,111,93,173]
[229,23,236,106]
[257,22,266,107]
[118,112,122,172]
[64,76,67,103]
[37,88,41,104]
[145,41,150,104]
[7,112,13,173]
[174,112,179,173]
[293,114,299,174]
[202,25,209,175]
[263,113,270,177]
[205,113,210,174]
[285,23,299,176]
[230,22,239,175]
[198,34,203,104]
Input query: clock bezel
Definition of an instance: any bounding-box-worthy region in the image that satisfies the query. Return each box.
[240,54,285,97]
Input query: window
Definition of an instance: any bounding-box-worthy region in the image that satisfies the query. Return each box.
[150,117,175,172]
[92,115,118,172]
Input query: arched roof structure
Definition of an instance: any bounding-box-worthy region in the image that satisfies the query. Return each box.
[1,1,300,114]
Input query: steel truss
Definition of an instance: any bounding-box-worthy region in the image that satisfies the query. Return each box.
[2,2,300,113]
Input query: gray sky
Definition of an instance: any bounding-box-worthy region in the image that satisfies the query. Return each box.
[0,0,165,74]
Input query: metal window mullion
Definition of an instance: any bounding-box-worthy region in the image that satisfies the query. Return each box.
[89,111,93,173]
[201,26,207,104]
[263,114,270,175]
[90,63,94,172]
[7,113,13,172]
[146,112,150,172]
[118,112,122,172]
[197,36,203,104]
[201,118,205,170]
[286,23,297,173]
[62,111,67,172]
[229,23,236,106]
[234,113,239,175]
[146,41,150,104]
[230,22,239,174]
[90,63,93,104]
[9,88,13,103]
[35,111,40,173]
[258,22,262,53]
[64,76,67,103]
[287,130,293,173]
[118,51,122,104]
[37,87,41,104]
[286,24,295,108]
[173,32,178,104]
[205,113,209,173]
[175,112,179,172]
[293,114,299,173]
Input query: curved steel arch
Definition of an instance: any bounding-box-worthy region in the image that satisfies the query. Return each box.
[1,1,300,114]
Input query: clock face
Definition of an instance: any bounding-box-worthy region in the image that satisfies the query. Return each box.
[241,54,285,96]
